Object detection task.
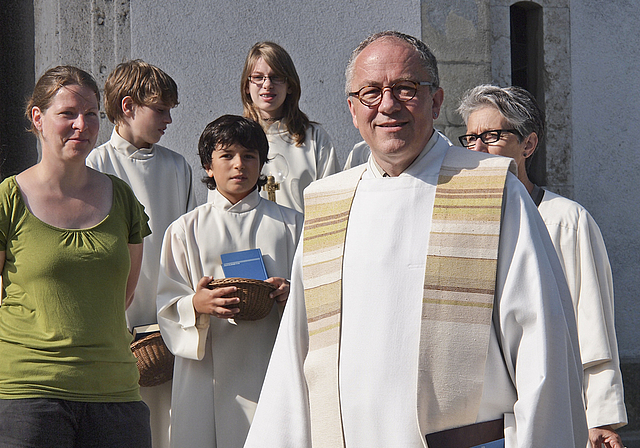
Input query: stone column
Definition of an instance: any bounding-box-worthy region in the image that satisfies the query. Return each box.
[421,1,494,143]
[541,2,572,197]
[34,0,131,146]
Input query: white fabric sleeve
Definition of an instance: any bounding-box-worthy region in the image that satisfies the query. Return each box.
[313,125,340,179]
[541,194,627,429]
[156,222,209,360]
[496,174,588,447]
[342,141,370,171]
[576,211,627,428]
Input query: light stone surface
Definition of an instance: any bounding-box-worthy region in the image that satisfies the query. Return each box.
[436,60,492,130]
[422,1,491,64]
[570,0,640,359]
[34,0,130,148]
[423,1,493,141]
[490,4,511,88]
[543,4,572,195]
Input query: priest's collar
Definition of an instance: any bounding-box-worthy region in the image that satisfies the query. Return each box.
[109,128,155,160]
[367,130,441,179]
[212,187,260,213]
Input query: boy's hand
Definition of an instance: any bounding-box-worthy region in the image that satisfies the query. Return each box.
[193,276,240,319]
[266,277,290,306]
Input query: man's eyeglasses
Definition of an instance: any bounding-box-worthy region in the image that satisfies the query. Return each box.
[248,75,287,86]
[348,81,433,107]
[458,129,519,148]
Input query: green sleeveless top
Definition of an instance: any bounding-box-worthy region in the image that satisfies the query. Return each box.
[0,175,150,402]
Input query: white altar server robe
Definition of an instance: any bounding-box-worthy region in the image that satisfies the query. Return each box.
[158,188,302,448]
[260,123,339,212]
[87,129,197,328]
[87,129,196,448]
[539,190,627,430]
[244,138,588,448]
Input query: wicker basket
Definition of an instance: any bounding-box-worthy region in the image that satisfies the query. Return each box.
[208,277,277,321]
[130,332,174,387]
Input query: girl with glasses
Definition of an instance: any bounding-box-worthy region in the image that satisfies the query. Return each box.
[240,41,340,213]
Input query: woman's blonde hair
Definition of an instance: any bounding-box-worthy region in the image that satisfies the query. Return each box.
[240,42,309,146]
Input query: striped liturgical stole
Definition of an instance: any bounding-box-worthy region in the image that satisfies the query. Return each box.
[302,146,515,447]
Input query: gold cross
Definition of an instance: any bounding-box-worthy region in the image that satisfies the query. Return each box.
[265,175,280,202]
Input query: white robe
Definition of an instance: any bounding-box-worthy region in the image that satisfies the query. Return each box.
[207,123,339,212]
[342,140,371,170]
[86,129,197,448]
[87,129,197,327]
[245,136,588,448]
[157,188,303,448]
[538,190,627,430]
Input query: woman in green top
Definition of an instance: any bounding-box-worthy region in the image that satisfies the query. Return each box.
[0,66,152,447]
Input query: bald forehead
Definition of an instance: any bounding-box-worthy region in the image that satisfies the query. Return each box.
[362,36,415,52]
[355,37,418,67]
[350,38,426,89]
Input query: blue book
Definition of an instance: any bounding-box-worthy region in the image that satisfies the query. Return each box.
[471,440,504,448]
[221,249,268,281]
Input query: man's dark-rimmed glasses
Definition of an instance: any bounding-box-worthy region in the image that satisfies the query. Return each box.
[348,81,433,107]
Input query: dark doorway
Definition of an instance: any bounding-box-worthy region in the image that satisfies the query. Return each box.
[511,2,546,186]
[0,0,38,180]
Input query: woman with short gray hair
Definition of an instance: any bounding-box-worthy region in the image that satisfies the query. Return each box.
[459,84,627,448]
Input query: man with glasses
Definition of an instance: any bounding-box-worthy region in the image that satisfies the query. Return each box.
[459,84,627,448]
[245,32,587,447]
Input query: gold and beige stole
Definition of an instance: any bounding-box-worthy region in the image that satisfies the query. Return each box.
[302,165,366,447]
[417,148,515,435]
[302,147,515,447]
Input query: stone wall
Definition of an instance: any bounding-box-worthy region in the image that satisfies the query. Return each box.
[33,0,131,147]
